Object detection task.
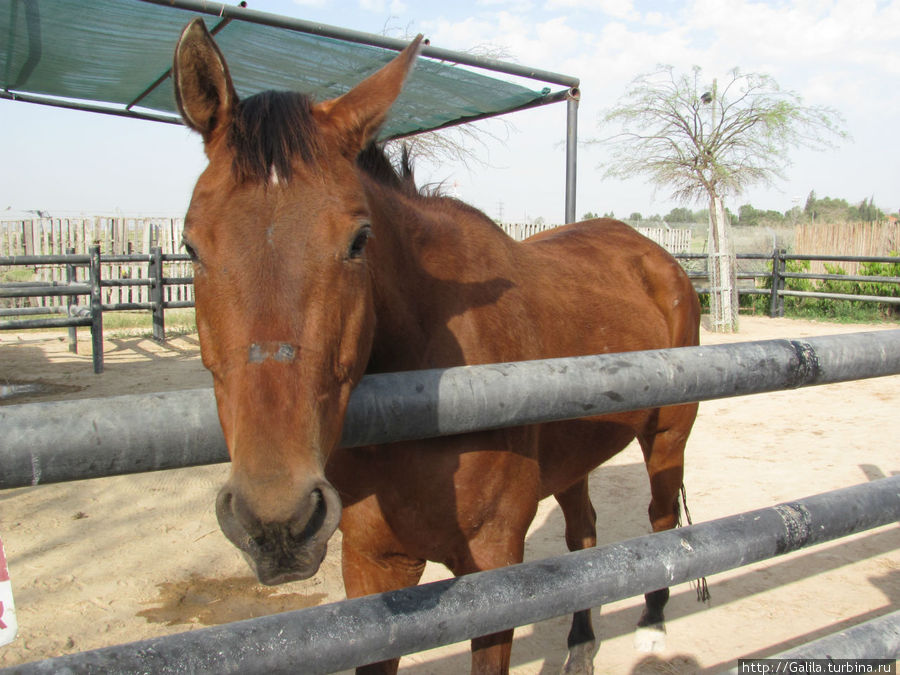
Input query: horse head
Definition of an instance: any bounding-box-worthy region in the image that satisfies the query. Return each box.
[173,19,423,585]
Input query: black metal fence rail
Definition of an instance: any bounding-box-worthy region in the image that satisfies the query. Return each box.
[0,246,193,373]
[3,475,898,674]
[676,251,900,317]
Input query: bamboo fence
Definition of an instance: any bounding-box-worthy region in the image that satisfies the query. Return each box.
[794,222,900,274]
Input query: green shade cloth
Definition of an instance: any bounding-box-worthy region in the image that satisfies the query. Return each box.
[1,0,555,138]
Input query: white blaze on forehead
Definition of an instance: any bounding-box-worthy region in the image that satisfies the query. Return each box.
[269,165,281,186]
[248,342,297,363]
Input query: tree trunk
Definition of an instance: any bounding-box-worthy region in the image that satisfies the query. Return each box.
[707,193,738,332]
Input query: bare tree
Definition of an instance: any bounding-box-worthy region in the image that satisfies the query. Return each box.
[594,65,848,331]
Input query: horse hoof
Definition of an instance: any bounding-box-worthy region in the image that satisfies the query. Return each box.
[634,624,666,653]
[561,640,595,674]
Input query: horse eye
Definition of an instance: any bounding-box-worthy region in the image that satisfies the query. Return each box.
[348,225,372,260]
[182,239,199,262]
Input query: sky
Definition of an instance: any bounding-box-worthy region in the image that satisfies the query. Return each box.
[2,0,899,224]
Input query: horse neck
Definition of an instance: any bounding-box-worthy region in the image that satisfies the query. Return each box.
[362,176,513,373]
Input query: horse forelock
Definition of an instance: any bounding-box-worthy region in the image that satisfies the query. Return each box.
[227,91,418,195]
[228,91,323,184]
[225,94,483,227]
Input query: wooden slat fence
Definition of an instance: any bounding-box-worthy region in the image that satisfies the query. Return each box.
[795,222,900,275]
[0,218,192,309]
[500,222,693,253]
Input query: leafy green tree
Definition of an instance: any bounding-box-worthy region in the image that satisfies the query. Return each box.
[738,204,762,226]
[850,196,884,222]
[594,65,848,331]
[664,207,695,222]
[803,192,885,223]
[737,203,785,226]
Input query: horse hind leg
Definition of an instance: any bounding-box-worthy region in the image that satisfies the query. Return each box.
[634,404,697,653]
[555,478,599,674]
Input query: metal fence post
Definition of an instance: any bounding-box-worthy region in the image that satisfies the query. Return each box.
[149,247,165,342]
[769,248,786,318]
[65,247,78,354]
[89,245,103,374]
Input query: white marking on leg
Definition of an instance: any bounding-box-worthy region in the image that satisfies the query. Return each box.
[634,624,666,653]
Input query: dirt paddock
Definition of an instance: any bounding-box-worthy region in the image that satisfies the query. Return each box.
[1,317,898,673]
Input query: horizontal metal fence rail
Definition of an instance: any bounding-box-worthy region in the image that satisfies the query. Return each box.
[2,330,899,489]
[4,250,898,367]
[722,609,900,674]
[673,251,900,317]
[0,247,194,373]
[780,290,900,305]
[4,475,898,675]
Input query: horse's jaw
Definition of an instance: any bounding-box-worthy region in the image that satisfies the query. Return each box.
[215,481,342,586]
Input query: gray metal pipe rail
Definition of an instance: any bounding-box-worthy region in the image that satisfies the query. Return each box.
[768,609,900,660]
[1,330,899,489]
[0,283,91,298]
[4,475,898,674]
[722,610,900,674]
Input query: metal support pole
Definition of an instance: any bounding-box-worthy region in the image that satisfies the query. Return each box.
[564,88,580,224]
[149,247,165,343]
[65,247,78,354]
[774,248,786,317]
[89,245,103,374]
[136,0,580,88]
[7,475,899,675]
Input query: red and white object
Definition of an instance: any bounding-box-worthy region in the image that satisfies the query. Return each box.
[0,534,17,646]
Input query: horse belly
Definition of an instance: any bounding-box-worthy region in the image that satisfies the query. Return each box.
[536,414,647,499]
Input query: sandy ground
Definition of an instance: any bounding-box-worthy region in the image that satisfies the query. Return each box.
[0,316,898,673]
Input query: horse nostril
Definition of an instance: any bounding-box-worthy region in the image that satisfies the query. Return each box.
[217,486,266,543]
[289,488,328,540]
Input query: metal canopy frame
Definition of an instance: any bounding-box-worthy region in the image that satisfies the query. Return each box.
[1,0,581,222]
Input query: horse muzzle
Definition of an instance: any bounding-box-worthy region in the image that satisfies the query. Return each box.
[215,480,342,585]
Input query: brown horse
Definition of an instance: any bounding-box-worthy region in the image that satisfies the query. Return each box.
[173,19,700,674]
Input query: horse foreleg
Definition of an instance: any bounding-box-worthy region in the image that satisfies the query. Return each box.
[635,405,696,653]
[341,536,426,675]
[448,513,533,674]
[555,479,598,674]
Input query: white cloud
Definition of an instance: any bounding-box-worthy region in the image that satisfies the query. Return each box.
[421,0,900,217]
[476,0,537,11]
[543,0,639,21]
[358,0,409,13]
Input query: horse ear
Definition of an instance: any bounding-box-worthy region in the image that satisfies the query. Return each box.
[173,18,238,142]
[318,35,425,154]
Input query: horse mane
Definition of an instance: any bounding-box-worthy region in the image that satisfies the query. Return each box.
[358,143,506,231]
[356,143,420,198]
[228,91,506,234]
